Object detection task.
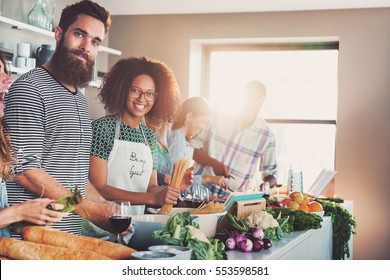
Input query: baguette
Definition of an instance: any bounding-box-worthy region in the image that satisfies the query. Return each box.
[21,226,135,260]
[0,237,110,260]
[0,255,12,260]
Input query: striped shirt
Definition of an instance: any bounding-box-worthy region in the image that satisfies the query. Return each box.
[4,67,92,236]
[190,113,277,192]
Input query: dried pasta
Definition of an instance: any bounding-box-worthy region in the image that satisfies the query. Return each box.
[160,158,191,213]
[192,201,226,214]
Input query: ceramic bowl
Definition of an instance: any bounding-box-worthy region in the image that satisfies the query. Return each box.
[129,214,199,251]
[129,214,170,251]
[148,245,192,260]
[159,207,226,237]
[131,250,176,260]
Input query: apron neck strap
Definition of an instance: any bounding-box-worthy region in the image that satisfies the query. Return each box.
[115,119,121,140]
[115,118,148,146]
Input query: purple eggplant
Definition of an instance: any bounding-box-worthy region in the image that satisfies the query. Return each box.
[238,239,253,252]
[251,238,264,252]
[262,238,272,249]
[229,230,241,239]
[234,233,247,245]
[251,227,264,239]
[225,237,236,250]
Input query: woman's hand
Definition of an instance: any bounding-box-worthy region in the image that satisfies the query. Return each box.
[153,186,180,205]
[212,176,229,189]
[179,166,194,190]
[164,174,172,185]
[15,198,69,226]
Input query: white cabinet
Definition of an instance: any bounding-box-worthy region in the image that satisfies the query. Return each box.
[0,15,121,87]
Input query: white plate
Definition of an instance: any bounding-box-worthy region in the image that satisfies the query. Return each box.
[131,251,176,260]
[148,245,192,260]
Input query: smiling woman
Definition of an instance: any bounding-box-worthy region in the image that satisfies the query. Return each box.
[88,56,189,216]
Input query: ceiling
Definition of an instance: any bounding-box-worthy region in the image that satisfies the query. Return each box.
[96,0,390,16]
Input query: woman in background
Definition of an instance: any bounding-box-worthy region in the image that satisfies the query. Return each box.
[144,116,173,186]
[0,51,67,237]
[167,96,229,199]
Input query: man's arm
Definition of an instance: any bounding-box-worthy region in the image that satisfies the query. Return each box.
[15,168,113,231]
[14,168,71,199]
[193,148,231,178]
[75,180,112,231]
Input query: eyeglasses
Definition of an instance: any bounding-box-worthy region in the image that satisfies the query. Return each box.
[128,86,158,102]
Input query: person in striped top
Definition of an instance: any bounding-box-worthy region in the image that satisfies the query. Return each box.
[0,51,68,237]
[190,81,278,195]
[4,1,114,236]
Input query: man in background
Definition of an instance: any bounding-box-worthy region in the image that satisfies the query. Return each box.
[5,0,113,236]
[191,81,277,196]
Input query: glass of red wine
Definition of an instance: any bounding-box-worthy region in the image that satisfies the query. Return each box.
[108,201,132,244]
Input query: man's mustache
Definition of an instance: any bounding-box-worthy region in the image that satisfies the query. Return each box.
[72,49,90,61]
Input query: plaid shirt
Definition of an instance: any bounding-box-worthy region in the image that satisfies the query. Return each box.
[191,113,277,193]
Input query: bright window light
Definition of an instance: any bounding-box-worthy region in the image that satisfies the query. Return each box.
[205,45,338,190]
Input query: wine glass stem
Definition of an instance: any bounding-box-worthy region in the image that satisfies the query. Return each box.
[117,234,122,244]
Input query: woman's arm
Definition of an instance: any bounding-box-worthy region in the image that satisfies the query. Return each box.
[89,155,168,205]
[0,198,68,228]
[146,171,179,205]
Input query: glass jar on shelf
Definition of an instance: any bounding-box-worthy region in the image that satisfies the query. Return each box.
[27,0,50,30]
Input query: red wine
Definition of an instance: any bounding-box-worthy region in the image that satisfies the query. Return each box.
[109,216,131,234]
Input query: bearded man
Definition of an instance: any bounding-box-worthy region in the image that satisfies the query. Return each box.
[4,0,114,237]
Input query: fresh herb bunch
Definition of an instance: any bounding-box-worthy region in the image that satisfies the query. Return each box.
[316,198,357,260]
[266,207,323,232]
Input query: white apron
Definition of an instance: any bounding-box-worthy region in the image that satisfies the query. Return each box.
[107,119,153,215]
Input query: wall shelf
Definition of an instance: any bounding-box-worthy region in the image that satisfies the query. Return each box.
[0,15,122,56]
[10,65,29,75]
[10,65,102,89]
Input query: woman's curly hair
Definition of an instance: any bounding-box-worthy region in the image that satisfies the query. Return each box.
[98,56,180,126]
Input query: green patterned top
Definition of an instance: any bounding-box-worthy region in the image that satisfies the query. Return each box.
[91,116,159,170]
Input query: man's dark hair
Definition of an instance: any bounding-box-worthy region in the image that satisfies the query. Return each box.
[59,0,111,34]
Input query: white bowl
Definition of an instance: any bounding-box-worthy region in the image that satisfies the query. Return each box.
[159,207,227,237]
[129,214,171,251]
[148,245,192,260]
[129,214,199,251]
[131,250,176,260]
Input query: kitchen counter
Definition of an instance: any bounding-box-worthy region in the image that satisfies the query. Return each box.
[227,216,332,260]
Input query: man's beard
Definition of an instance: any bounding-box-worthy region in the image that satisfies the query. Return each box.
[50,41,94,88]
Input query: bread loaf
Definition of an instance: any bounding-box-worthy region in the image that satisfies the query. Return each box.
[0,237,111,260]
[0,255,12,260]
[21,226,135,260]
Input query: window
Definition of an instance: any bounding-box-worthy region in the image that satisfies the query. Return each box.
[190,39,338,190]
